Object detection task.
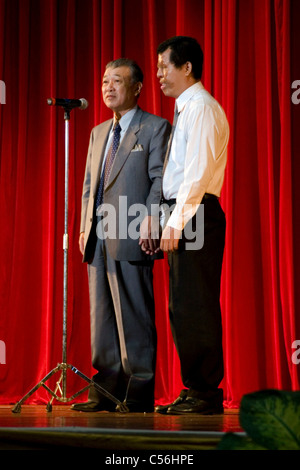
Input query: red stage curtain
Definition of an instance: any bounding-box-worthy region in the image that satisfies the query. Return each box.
[0,0,299,407]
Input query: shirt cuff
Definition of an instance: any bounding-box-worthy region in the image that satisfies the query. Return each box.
[166,203,200,231]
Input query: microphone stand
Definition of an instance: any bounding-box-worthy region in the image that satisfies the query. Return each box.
[12,105,128,413]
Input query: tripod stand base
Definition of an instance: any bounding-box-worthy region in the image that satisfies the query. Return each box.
[11,363,129,414]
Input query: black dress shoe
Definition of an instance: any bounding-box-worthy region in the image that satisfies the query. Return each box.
[71,401,115,412]
[155,389,188,415]
[166,396,224,415]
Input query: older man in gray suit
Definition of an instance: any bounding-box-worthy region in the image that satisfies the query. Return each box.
[71,59,171,413]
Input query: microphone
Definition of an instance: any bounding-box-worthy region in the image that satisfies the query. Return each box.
[47,97,88,110]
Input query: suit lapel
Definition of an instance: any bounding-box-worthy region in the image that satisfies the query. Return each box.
[106,108,143,188]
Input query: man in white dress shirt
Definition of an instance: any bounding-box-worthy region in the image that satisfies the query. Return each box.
[155,36,229,415]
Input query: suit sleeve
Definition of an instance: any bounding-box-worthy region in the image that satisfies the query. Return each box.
[146,119,171,215]
[80,129,94,233]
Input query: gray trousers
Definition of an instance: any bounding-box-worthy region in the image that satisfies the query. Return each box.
[87,236,156,408]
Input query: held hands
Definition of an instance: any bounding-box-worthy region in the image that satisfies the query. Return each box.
[139,216,160,255]
[139,216,182,255]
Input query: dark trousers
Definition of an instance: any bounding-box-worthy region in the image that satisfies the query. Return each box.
[167,196,226,394]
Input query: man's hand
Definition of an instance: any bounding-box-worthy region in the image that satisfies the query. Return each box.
[79,232,85,255]
[139,216,160,255]
[160,225,182,252]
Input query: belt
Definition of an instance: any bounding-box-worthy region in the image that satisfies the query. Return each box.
[203,193,218,200]
[161,193,217,206]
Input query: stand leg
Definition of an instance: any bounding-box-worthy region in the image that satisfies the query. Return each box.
[11,107,129,415]
[12,363,129,413]
[70,366,129,412]
[12,366,60,413]
[46,373,63,412]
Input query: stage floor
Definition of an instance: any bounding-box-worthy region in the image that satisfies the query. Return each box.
[0,405,243,450]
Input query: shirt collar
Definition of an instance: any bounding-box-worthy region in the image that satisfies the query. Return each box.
[113,106,138,132]
[176,81,204,114]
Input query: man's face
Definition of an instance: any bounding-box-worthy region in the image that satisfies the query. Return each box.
[102,66,141,116]
[157,48,188,99]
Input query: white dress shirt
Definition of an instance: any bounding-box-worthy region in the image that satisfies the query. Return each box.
[163,82,229,231]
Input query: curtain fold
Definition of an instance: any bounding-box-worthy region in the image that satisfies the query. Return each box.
[0,0,299,407]
[275,0,297,387]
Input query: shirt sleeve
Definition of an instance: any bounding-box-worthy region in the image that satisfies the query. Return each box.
[166,104,221,231]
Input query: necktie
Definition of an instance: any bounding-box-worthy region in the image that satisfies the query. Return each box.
[162,105,179,176]
[96,121,121,209]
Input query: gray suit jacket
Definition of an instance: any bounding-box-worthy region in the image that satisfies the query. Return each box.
[80,107,171,262]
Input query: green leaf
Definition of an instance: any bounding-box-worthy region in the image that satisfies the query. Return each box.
[217,433,267,450]
[240,389,300,450]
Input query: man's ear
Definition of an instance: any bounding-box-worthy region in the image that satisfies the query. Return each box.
[185,61,193,77]
[135,82,143,96]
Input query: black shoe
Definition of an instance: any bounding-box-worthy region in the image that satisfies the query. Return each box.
[166,395,224,415]
[155,389,188,415]
[71,400,114,412]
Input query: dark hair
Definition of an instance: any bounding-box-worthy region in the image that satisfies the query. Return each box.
[105,58,144,84]
[157,36,203,80]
